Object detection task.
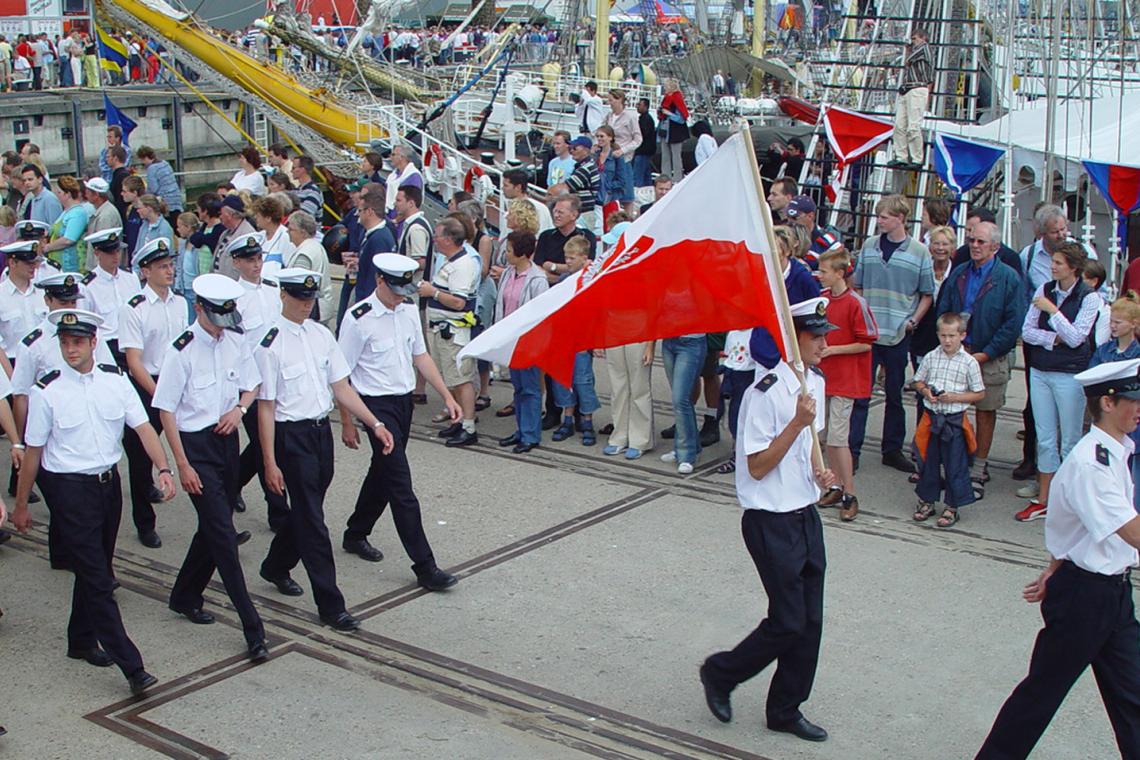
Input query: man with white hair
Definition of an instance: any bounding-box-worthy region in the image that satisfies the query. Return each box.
[83,177,123,270]
[383,145,423,216]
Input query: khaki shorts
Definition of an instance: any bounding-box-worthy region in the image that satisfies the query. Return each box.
[976,354,1012,412]
[427,327,477,388]
[825,396,854,447]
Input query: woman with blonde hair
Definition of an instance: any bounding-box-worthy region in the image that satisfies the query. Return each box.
[42,175,89,272]
[657,78,689,182]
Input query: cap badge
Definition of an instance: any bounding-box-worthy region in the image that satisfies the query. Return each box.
[223,299,236,310]
[304,275,316,288]
[61,312,77,325]
[63,275,75,287]
[816,301,827,317]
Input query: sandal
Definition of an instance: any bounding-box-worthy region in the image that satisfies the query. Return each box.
[495,405,515,417]
[936,507,959,528]
[914,501,937,522]
[431,410,451,424]
[475,395,491,411]
[716,460,736,474]
[972,481,985,500]
[580,422,596,446]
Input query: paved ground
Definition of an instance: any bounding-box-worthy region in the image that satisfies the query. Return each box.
[0,357,1130,759]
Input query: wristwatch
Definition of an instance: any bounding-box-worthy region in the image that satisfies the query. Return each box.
[372,420,386,429]
[238,405,248,415]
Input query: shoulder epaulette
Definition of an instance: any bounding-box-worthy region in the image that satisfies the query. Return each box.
[809,366,824,377]
[98,363,122,375]
[119,266,131,273]
[1095,443,1110,466]
[754,373,777,392]
[262,278,277,287]
[43,259,60,271]
[81,271,96,285]
[351,302,372,319]
[128,294,145,308]
[35,369,59,388]
[173,330,193,351]
[260,326,279,348]
[21,328,41,347]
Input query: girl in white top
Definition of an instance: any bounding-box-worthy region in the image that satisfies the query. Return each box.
[230,147,267,197]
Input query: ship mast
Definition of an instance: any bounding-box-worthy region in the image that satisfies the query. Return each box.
[595,0,610,79]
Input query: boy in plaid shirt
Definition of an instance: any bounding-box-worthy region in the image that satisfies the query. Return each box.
[911,313,985,528]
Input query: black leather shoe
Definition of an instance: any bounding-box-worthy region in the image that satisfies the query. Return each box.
[320,611,361,631]
[235,530,252,546]
[260,570,303,596]
[170,606,214,625]
[1012,460,1037,481]
[248,640,269,662]
[437,421,463,438]
[111,578,121,591]
[769,716,828,742]
[138,530,162,548]
[234,495,247,513]
[541,413,560,431]
[445,430,478,447]
[661,424,676,440]
[26,490,39,504]
[146,486,165,504]
[68,647,114,667]
[417,566,458,592]
[0,529,10,546]
[699,416,720,447]
[498,432,521,447]
[881,450,915,473]
[512,442,537,454]
[343,538,384,562]
[128,670,158,695]
[699,663,732,723]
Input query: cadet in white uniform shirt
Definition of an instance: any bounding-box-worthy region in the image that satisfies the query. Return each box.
[81,227,141,365]
[152,274,268,663]
[10,271,114,520]
[119,237,188,549]
[977,359,1140,759]
[10,308,174,697]
[227,233,287,530]
[254,268,394,632]
[0,239,46,354]
[700,297,838,744]
[338,253,461,591]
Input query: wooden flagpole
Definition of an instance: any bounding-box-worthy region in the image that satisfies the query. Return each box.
[739,124,826,473]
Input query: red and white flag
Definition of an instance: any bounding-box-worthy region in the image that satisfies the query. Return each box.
[458,132,792,386]
[820,104,894,202]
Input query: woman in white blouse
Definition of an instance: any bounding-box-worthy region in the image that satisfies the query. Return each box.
[230,146,267,197]
[284,210,335,332]
[603,89,642,213]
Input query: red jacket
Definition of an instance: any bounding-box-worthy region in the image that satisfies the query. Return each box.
[658,90,688,121]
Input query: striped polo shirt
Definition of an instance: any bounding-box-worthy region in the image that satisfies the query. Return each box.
[852,234,934,347]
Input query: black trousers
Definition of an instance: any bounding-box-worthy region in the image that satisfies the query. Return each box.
[343,394,435,574]
[122,375,159,534]
[1020,342,1037,468]
[39,468,144,677]
[169,429,264,645]
[704,506,826,725]
[976,562,1140,759]
[260,418,346,619]
[238,403,289,531]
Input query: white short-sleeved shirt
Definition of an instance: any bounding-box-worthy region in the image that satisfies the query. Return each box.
[338,294,426,396]
[735,361,826,512]
[426,249,480,344]
[11,319,115,396]
[236,278,281,346]
[82,266,141,341]
[25,363,148,475]
[118,285,189,375]
[1046,425,1139,576]
[254,318,349,422]
[0,277,47,353]
[152,321,259,432]
[723,329,757,372]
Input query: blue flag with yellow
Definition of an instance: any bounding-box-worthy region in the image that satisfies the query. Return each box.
[96,26,128,73]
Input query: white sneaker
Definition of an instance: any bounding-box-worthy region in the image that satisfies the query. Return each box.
[1016,482,1040,499]
[678,462,694,475]
[660,451,677,463]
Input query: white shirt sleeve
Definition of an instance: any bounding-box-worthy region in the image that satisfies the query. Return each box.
[1021,284,1055,348]
[238,349,260,393]
[1048,293,1100,348]
[150,350,185,413]
[325,334,351,385]
[121,375,149,429]
[255,345,280,402]
[740,388,778,456]
[118,303,144,351]
[337,316,365,370]
[1067,461,1137,543]
[24,387,51,447]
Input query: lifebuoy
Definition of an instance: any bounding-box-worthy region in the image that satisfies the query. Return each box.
[423,143,447,187]
[464,165,493,204]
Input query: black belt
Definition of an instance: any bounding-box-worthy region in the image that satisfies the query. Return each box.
[1061,559,1133,585]
[277,416,329,428]
[749,504,815,517]
[48,468,115,484]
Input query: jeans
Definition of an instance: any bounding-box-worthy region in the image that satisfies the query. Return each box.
[552,352,600,415]
[510,367,542,445]
[632,154,654,187]
[1029,368,1084,474]
[662,336,707,464]
[871,336,911,455]
[915,414,974,508]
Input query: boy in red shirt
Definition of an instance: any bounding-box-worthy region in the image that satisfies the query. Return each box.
[817,247,878,521]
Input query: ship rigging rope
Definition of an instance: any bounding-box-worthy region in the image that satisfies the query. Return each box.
[415,41,515,132]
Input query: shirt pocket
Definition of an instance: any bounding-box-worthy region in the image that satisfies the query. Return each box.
[369,338,399,366]
[280,362,308,399]
[99,397,126,427]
